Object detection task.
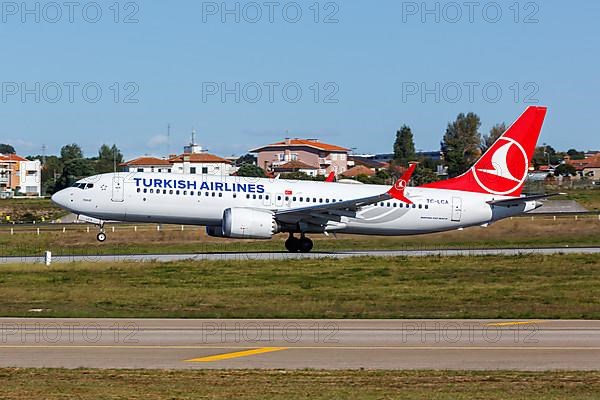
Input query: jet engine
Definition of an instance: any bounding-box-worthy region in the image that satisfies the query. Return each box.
[206,225,226,238]
[220,208,278,239]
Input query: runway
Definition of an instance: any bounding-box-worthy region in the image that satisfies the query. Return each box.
[1,319,600,370]
[2,246,600,264]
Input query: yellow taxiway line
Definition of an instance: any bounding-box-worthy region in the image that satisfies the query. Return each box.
[485,321,545,327]
[185,347,288,362]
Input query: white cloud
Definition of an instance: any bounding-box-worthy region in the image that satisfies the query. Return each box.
[147,134,169,148]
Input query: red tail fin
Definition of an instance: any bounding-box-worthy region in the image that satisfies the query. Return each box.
[388,163,417,204]
[422,106,547,197]
[325,171,336,182]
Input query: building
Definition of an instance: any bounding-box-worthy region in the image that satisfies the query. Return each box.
[342,165,376,179]
[348,156,388,172]
[272,160,319,177]
[0,154,42,197]
[121,131,238,176]
[250,138,349,176]
[120,157,172,173]
[168,153,237,176]
[567,153,600,181]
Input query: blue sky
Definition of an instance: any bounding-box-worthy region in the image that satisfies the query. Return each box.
[0,0,598,159]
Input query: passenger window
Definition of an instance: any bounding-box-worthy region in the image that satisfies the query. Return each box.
[169,190,173,195]
[176,190,180,195]
[418,204,422,209]
[137,188,141,193]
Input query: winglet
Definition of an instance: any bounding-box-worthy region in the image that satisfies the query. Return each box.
[388,163,417,204]
[325,171,336,182]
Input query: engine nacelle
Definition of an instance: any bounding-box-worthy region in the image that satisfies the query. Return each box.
[222,208,277,239]
[206,225,226,238]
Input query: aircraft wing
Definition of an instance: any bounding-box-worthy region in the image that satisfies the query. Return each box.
[487,193,564,207]
[274,164,416,227]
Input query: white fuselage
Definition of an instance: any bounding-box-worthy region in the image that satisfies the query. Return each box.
[51,172,537,236]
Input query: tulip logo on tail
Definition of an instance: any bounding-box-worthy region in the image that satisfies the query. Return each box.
[473,137,529,196]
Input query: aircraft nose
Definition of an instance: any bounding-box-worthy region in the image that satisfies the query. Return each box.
[51,189,70,208]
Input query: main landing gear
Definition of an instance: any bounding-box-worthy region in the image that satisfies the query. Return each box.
[285,234,314,253]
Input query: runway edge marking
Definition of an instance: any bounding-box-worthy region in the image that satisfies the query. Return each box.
[185,347,288,362]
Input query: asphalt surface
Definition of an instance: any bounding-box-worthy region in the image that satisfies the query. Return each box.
[1,319,600,370]
[2,247,600,264]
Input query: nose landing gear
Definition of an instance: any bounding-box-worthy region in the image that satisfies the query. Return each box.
[285,234,313,253]
[96,230,107,242]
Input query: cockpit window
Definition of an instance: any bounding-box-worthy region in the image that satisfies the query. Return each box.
[72,182,94,189]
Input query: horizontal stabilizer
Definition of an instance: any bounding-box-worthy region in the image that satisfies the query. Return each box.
[487,193,564,207]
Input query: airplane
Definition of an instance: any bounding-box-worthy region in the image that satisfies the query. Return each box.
[51,106,554,253]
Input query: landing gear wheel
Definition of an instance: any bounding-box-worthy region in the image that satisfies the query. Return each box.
[298,237,314,253]
[285,236,301,253]
[97,232,107,242]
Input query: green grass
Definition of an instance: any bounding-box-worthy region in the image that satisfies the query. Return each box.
[2,369,600,399]
[1,217,599,256]
[2,254,600,319]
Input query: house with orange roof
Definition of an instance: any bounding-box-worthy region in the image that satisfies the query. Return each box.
[250,138,349,177]
[0,153,42,197]
[567,153,600,181]
[121,134,238,176]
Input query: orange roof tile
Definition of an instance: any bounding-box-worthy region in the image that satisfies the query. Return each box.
[568,154,600,170]
[168,153,232,164]
[274,160,318,170]
[342,165,375,178]
[0,154,27,162]
[120,157,171,167]
[251,138,349,152]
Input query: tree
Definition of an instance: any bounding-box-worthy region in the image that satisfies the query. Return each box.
[280,172,315,181]
[235,154,257,167]
[481,122,506,152]
[412,165,439,185]
[0,144,16,154]
[236,164,266,178]
[55,158,95,190]
[60,143,84,162]
[533,145,561,168]
[441,112,482,178]
[567,149,586,160]
[95,144,124,174]
[393,125,416,165]
[554,163,577,177]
